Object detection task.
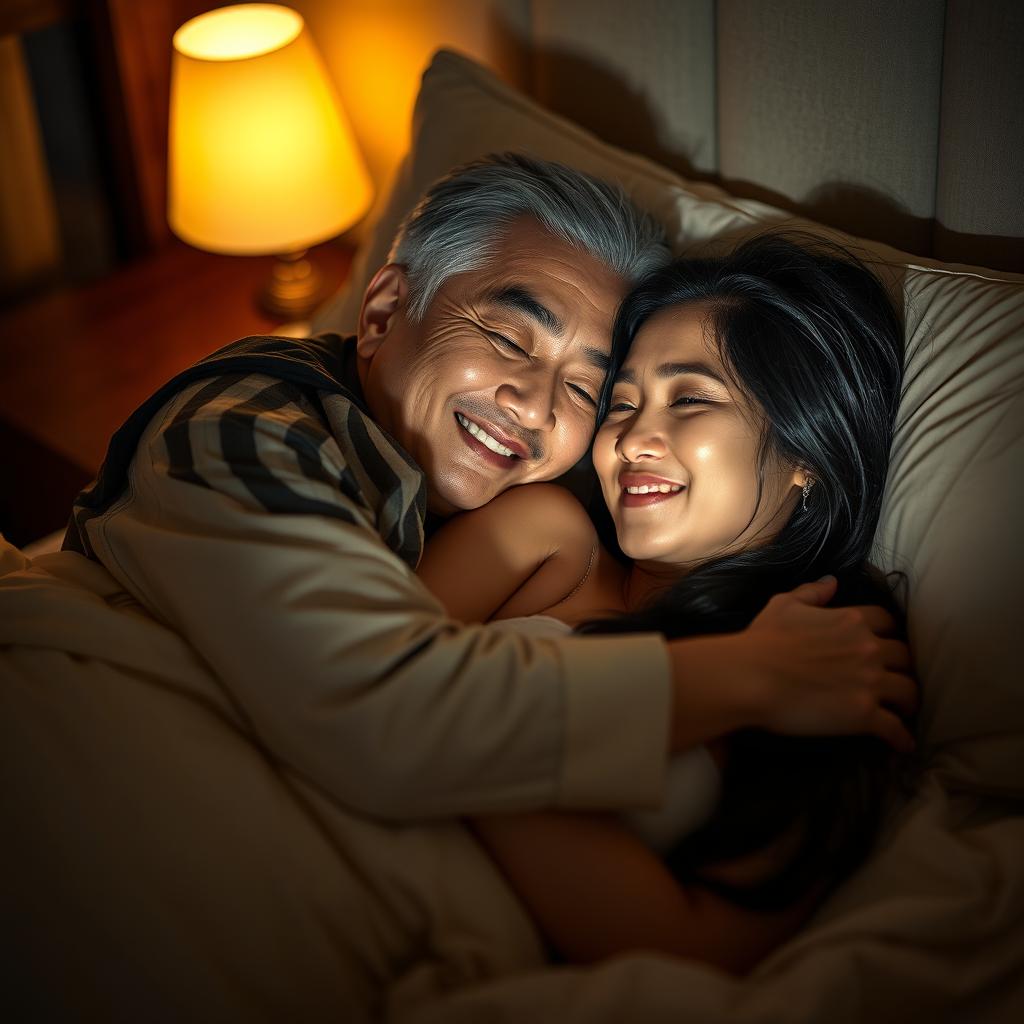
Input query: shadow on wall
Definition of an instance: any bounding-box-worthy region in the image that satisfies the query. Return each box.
[930,226,1024,275]
[514,39,1020,275]
[522,43,715,186]
[723,179,936,266]
[485,1,533,96]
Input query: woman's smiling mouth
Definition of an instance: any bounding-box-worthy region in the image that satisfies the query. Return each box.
[619,473,687,507]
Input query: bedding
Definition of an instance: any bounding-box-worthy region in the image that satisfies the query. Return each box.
[0,537,547,1020]
[3,46,1023,1024]
[313,49,1023,1020]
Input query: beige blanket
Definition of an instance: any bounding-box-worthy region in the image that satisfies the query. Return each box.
[0,539,544,1021]
[3,538,1023,1022]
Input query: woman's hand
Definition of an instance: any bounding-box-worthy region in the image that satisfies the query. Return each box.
[666,577,917,753]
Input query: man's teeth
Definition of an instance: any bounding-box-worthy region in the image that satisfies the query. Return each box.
[625,484,683,494]
[456,413,516,457]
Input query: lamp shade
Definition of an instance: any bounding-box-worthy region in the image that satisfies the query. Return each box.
[168,3,372,255]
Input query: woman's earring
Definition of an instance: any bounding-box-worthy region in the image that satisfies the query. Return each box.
[801,478,814,513]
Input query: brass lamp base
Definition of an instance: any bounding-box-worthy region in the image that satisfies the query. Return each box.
[259,250,327,319]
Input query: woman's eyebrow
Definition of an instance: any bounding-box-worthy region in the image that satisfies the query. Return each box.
[614,361,727,385]
[657,361,728,385]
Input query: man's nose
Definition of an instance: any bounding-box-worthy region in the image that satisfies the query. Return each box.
[616,410,666,461]
[495,370,557,431]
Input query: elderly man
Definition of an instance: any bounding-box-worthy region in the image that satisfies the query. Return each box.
[60,153,913,823]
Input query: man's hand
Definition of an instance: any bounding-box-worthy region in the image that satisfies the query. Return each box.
[665,576,917,754]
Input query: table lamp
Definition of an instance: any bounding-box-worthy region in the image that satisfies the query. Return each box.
[168,3,372,318]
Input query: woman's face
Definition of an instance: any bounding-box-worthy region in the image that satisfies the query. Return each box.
[592,302,807,568]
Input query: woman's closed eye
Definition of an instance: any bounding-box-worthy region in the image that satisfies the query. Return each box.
[606,394,711,413]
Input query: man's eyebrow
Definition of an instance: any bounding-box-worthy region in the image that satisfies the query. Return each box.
[613,361,728,386]
[485,286,564,337]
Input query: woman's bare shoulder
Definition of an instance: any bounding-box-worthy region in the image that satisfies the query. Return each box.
[417,483,599,623]
[487,485,604,621]
[459,483,597,556]
[487,482,593,522]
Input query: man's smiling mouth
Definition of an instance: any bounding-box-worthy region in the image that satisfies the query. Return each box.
[455,412,520,459]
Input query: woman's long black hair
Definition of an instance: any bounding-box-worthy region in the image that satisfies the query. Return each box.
[582,232,907,910]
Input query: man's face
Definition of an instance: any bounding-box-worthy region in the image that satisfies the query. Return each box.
[357,218,629,515]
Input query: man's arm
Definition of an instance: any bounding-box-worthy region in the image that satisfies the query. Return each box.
[663,581,917,755]
[85,376,673,820]
[420,484,918,762]
[86,375,914,822]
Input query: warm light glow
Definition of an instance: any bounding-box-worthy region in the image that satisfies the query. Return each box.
[168,3,373,255]
[335,15,426,183]
[315,1,531,191]
[173,5,301,61]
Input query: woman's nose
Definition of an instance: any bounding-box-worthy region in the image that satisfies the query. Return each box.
[616,410,666,462]
[495,371,557,431]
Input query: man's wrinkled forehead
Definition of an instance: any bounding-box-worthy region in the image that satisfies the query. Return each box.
[481,283,611,374]
[448,214,626,358]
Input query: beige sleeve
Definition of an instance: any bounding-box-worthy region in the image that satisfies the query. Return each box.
[83,396,672,822]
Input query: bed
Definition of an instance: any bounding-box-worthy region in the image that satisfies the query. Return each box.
[3,5,1024,1021]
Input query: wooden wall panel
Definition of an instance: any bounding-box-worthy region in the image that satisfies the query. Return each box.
[0,0,72,38]
[0,35,62,299]
[95,0,210,253]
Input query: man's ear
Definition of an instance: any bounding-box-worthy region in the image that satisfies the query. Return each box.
[356,264,409,359]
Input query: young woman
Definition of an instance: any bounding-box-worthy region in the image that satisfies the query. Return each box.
[417,233,909,975]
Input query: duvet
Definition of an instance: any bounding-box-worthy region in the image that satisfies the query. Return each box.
[3,537,1023,1023]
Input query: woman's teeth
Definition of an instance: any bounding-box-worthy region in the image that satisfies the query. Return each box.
[625,484,683,494]
[457,413,516,457]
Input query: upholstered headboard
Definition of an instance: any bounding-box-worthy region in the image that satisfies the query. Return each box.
[464,0,1022,273]
[9,0,1015,283]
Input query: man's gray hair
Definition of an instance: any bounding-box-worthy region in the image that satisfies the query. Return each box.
[390,152,671,322]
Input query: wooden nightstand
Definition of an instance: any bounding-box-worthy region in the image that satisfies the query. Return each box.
[0,240,354,547]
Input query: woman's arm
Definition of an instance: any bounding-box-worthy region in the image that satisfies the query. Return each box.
[425,490,819,969]
[472,811,820,976]
[417,483,598,622]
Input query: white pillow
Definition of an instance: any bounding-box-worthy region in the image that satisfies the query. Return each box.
[313,49,1024,797]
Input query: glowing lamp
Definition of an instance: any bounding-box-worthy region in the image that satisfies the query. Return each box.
[168,3,372,317]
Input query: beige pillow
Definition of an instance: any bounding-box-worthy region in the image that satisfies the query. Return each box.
[313,49,1024,796]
